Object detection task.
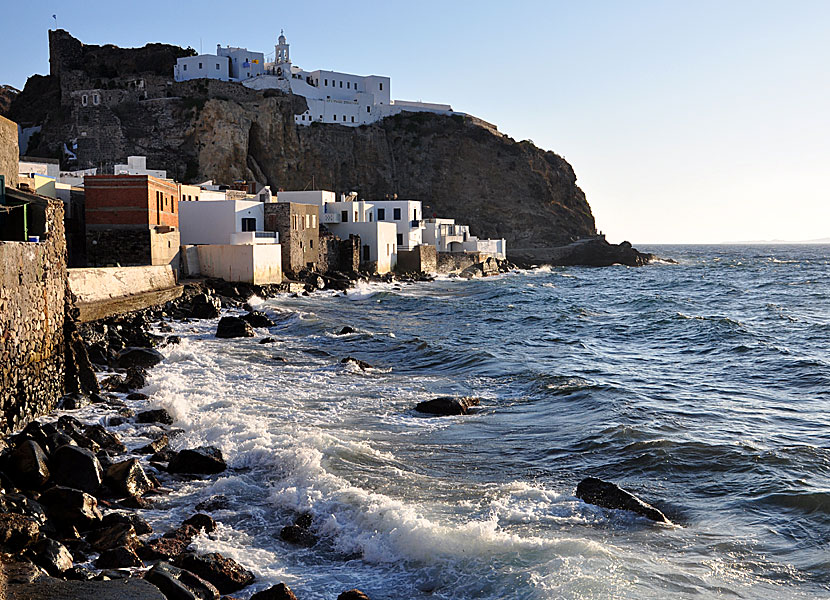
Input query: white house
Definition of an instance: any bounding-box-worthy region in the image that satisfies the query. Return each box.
[369,200,424,250]
[179,199,278,246]
[114,156,167,179]
[174,54,230,82]
[217,45,265,81]
[423,217,506,258]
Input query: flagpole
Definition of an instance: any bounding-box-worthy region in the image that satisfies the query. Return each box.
[52,14,57,29]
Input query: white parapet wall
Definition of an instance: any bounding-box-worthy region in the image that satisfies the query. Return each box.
[68,265,177,304]
[197,244,282,284]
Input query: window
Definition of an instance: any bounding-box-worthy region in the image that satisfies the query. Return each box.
[92,94,100,105]
[216,63,220,70]
[363,245,370,261]
[347,82,350,89]
[199,62,203,69]
[183,64,188,71]
[341,210,348,223]
[368,213,372,222]
[397,233,403,246]
[393,207,401,220]
[351,116,355,123]
[312,215,316,227]
[325,79,328,86]
[241,218,257,232]
[319,115,323,120]
[367,106,370,113]
[343,115,346,122]
[305,214,310,228]
[379,82,383,90]
[377,208,385,220]
[81,94,88,106]
[333,114,336,121]
[309,239,313,249]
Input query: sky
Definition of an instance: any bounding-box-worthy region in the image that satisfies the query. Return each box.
[2,0,829,244]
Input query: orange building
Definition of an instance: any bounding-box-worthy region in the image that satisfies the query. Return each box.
[84,174,180,268]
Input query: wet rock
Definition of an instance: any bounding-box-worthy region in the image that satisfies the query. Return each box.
[215,316,255,339]
[101,374,126,391]
[414,397,480,416]
[145,561,221,600]
[96,544,144,568]
[116,347,165,370]
[337,326,356,335]
[279,525,317,547]
[64,565,96,580]
[31,537,74,574]
[167,447,227,475]
[293,513,313,529]
[195,496,230,512]
[166,335,182,346]
[6,439,50,489]
[85,424,128,453]
[174,552,255,594]
[101,512,153,536]
[0,513,40,552]
[183,513,216,534]
[241,311,275,328]
[105,458,155,498]
[575,477,670,523]
[39,486,103,529]
[6,576,167,599]
[60,392,91,410]
[51,444,104,494]
[337,590,370,600]
[109,416,129,427]
[139,536,191,561]
[164,524,200,543]
[0,492,49,527]
[87,522,139,552]
[251,583,298,600]
[138,408,175,425]
[151,449,178,464]
[341,357,372,370]
[124,366,149,390]
[127,392,150,400]
[191,293,222,319]
[258,337,276,344]
[48,430,78,452]
[138,435,170,455]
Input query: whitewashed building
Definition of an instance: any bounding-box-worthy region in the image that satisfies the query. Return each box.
[179,199,278,246]
[114,156,167,179]
[423,218,506,258]
[174,54,230,82]
[217,45,265,80]
[370,200,424,250]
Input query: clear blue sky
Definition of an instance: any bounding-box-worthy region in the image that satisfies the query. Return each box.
[3,0,829,243]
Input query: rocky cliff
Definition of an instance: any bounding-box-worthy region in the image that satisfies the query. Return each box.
[7,30,599,250]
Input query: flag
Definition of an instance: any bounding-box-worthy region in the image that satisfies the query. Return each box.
[252,59,259,64]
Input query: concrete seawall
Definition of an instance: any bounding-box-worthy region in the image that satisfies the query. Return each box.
[68,265,182,322]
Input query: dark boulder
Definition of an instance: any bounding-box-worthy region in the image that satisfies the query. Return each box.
[0,492,49,527]
[337,326,356,335]
[31,537,74,574]
[174,552,255,594]
[215,316,255,339]
[139,536,191,561]
[39,486,103,529]
[116,347,164,370]
[51,444,104,494]
[279,524,317,547]
[95,544,144,568]
[59,392,91,410]
[127,392,150,400]
[6,440,50,489]
[145,561,220,600]
[138,434,170,454]
[87,522,138,552]
[167,447,227,475]
[124,366,149,390]
[166,335,182,346]
[182,513,216,534]
[258,337,276,344]
[84,424,127,453]
[241,311,275,328]
[195,496,230,512]
[190,293,222,319]
[105,458,155,497]
[414,397,480,416]
[0,513,40,552]
[251,583,298,600]
[575,477,670,523]
[101,511,153,536]
[338,590,371,600]
[138,408,175,425]
[341,357,372,370]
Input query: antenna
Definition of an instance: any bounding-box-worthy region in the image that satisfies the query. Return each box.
[200,38,202,55]
[52,14,57,29]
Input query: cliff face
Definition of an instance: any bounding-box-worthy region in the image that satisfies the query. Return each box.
[9,31,597,248]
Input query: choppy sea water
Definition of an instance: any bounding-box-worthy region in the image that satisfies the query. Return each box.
[114,245,830,599]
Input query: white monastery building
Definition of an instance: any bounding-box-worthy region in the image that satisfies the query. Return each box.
[174,30,459,127]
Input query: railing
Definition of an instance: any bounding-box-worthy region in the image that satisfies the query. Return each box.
[230,231,279,245]
[321,213,341,224]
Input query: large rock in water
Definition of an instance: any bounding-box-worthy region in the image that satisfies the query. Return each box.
[414,397,480,416]
[575,477,669,523]
[167,447,227,474]
[510,238,655,268]
[104,458,155,497]
[241,310,274,328]
[115,347,164,369]
[39,486,103,529]
[173,552,255,594]
[191,293,222,319]
[215,316,255,339]
[5,440,50,489]
[50,444,104,494]
[145,561,220,600]
[251,583,298,600]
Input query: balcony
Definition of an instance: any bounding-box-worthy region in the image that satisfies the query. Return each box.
[321,213,341,224]
[230,231,278,245]
[410,219,424,228]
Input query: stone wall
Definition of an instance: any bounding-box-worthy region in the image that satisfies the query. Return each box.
[437,251,485,274]
[264,202,319,276]
[397,244,437,274]
[319,230,359,274]
[0,115,19,188]
[86,227,179,270]
[0,198,67,434]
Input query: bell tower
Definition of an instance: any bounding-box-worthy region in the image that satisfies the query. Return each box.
[276,30,290,67]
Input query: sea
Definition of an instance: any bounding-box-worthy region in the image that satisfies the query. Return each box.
[102,244,830,599]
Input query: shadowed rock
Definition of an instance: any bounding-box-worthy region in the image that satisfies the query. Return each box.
[87,522,139,551]
[116,347,164,369]
[241,311,275,328]
[167,447,227,475]
[51,444,103,494]
[39,486,103,529]
[251,582,298,600]
[96,545,144,568]
[191,293,221,319]
[105,458,155,497]
[173,552,255,594]
[145,561,220,600]
[31,537,74,574]
[338,590,371,600]
[341,356,372,370]
[138,434,170,455]
[215,316,255,339]
[0,513,40,552]
[414,397,480,416]
[137,408,174,425]
[6,440,50,489]
[336,326,356,335]
[575,477,670,523]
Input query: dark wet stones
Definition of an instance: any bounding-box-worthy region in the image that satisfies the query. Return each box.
[338,590,371,600]
[167,447,227,475]
[251,582,298,600]
[138,435,170,455]
[124,366,149,390]
[241,311,275,328]
[191,293,222,319]
[337,326,356,335]
[414,397,480,416]
[279,513,317,547]
[195,496,230,512]
[101,512,153,536]
[341,356,372,370]
[182,513,216,534]
[145,561,220,600]
[259,337,276,344]
[84,424,128,453]
[137,408,174,425]
[87,522,138,552]
[0,513,40,552]
[575,477,670,523]
[105,458,155,498]
[173,552,255,594]
[139,536,191,561]
[31,537,74,574]
[215,316,255,339]
[127,392,150,400]
[51,444,104,494]
[116,347,164,370]
[95,544,144,568]
[60,392,91,410]
[39,486,103,529]
[6,440,50,489]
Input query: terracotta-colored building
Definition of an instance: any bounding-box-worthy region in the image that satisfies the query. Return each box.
[84,174,180,269]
